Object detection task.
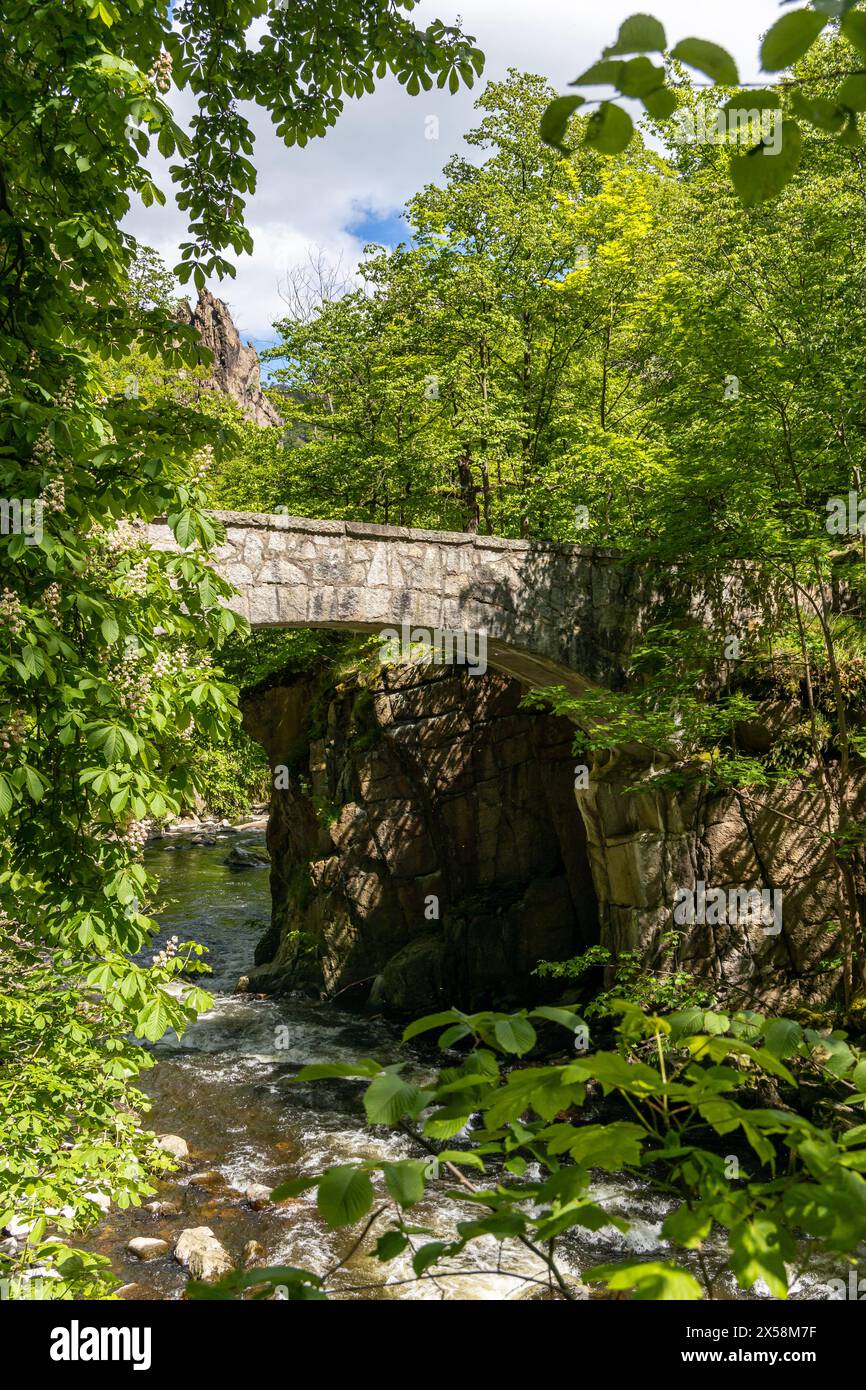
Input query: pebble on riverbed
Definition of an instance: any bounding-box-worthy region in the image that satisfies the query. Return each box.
[144,1200,182,1217]
[244,1184,272,1210]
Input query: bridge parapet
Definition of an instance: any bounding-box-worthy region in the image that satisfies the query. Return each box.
[146,510,722,695]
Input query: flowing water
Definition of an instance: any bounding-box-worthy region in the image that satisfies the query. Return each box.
[88,832,844,1301]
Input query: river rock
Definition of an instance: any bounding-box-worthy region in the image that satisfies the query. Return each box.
[82,1190,111,1214]
[127,1236,169,1261]
[244,1184,272,1209]
[223,845,269,869]
[154,1134,189,1162]
[174,1226,234,1282]
[242,1240,266,1269]
[4,1216,35,1238]
[144,1200,182,1217]
[188,1169,224,1189]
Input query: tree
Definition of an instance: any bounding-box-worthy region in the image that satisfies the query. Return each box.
[252,72,671,536]
[542,3,866,206]
[0,0,483,1296]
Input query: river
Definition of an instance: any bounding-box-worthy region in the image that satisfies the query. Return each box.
[87,831,844,1301]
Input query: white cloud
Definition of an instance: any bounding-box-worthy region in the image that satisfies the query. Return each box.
[124,0,785,340]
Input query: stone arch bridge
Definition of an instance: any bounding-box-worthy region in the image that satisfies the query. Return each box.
[146,510,829,1010]
[147,509,716,696]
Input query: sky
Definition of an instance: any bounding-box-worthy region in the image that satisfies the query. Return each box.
[125,0,785,346]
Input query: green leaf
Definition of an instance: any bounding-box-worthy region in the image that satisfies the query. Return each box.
[169,509,196,547]
[422,1109,473,1139]
[729,1216,793,1298]
[604,13,667,56]
[586,1259,703,1300]
[363,1070,426,1124]
[491,1016,537,1056]
[729,119,802,206]
[24,766,46,802]
[294,1059,383,1082]
[135,994,172,1043]
[670,38,739,85]
[790,92,847,131]
[616,56,667,99]
[375,1230,409,1261]
[574,60,626,86]
[662,1203,713,1249]
[722,89,780,112]
[316,1165,374,1228]
[841,8,866,57]
[540,1120,645,1168]
[838,75,866,112]
[684,1034,797,1084]
[763,1018,803,1059]
[0,774,14,817]
[270,1176,318,1201]
[642,85,678,119]
[381,1160,428,1208]
[402,1010,464,1043]
[530,1005,585,1031]
[540,95,585,151]
[584,103,634,155]
[484,1066,585,1127]
[413,1241,450,1275]
[438,1024,472,1048]
[87,723,128,764]
[100,615,119,645]
[567,1052,663,1097]
[760,10,828,72]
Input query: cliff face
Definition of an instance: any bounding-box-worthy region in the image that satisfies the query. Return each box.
[241,662,866,1015]
[242,664,599,1011]
[177,288,282,428]
[579,761,865,1013]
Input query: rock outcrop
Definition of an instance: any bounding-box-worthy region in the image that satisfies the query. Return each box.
[581,757,865,1012]
[241,660,866,1015]
[242,663,598,1011]
[177,288,281,428]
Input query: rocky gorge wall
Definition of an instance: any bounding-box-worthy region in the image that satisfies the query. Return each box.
[240,662,865,1016]
[580,758,864,1013]
[241,663,599,1012]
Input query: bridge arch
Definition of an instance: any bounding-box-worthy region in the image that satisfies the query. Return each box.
[147,511,650,697]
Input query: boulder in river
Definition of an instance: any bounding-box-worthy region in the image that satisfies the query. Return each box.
[174,1226,234,1282]
[127,1236,170,1261]
[188,1169,224,1189]
[154,1133,189,1162]
[223,845,269,870]
[244,1184,272,1210]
